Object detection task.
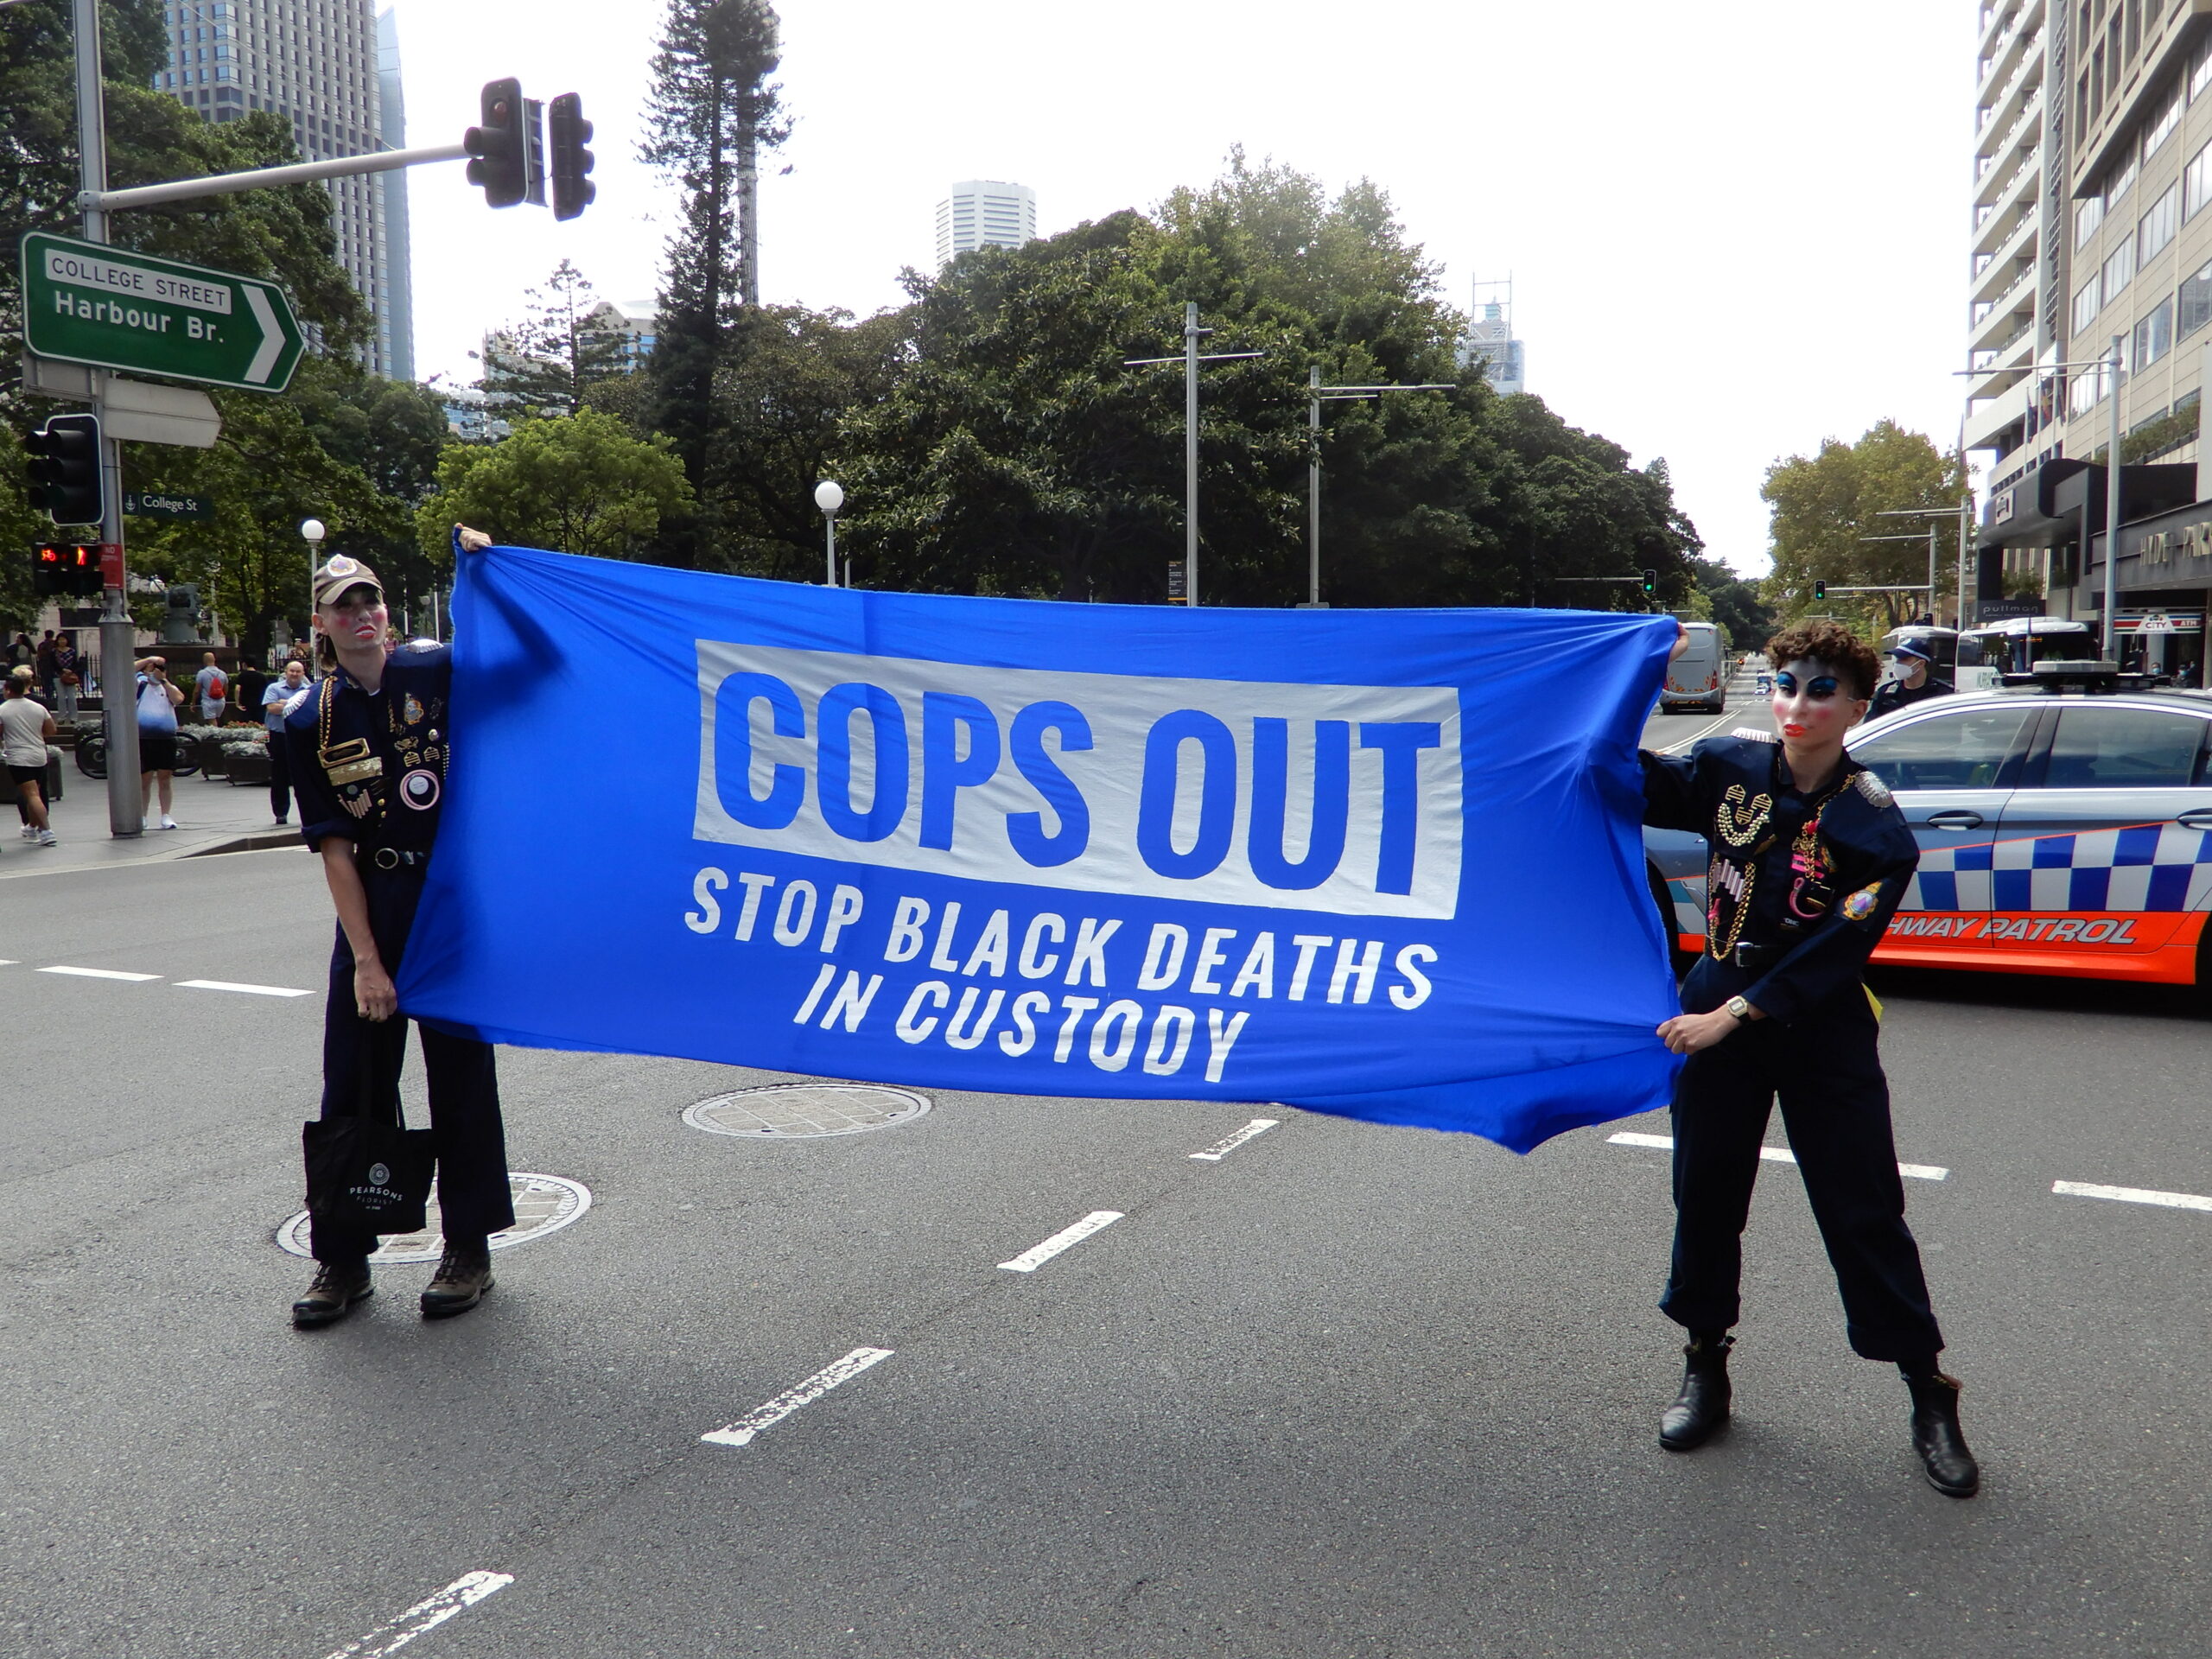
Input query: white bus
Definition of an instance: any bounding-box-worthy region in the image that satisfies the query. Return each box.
[1660,621,1725,713]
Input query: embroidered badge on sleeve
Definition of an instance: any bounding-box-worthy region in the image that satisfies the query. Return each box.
[1841,880,1883,922]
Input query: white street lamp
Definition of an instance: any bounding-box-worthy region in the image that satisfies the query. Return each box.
[299,518,325,642]
[814,480,844,586]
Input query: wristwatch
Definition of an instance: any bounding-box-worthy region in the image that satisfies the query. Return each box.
[1724,995,1751,1022]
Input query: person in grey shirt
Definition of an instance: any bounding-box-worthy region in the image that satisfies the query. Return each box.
[192,652,229,725]
[2,671,58,848]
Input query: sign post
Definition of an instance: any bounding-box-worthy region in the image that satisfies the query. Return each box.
[21,232,305,393]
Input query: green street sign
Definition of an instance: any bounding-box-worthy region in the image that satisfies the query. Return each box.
[20,232,305,393]
[124,490,213,521]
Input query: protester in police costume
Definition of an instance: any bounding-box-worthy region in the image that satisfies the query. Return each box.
[286,530,517,1328]
[1640,619,1978,1497]
[1866,639,1953,722]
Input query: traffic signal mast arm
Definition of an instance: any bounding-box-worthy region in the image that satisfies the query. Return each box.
[83,142,470,213]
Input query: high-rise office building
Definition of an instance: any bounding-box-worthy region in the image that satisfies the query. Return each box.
[149,0,411,380]
[935,181,1038,265]
[1963,1,2066,489]
[374,7,412,383]
[1458,282,1526,396]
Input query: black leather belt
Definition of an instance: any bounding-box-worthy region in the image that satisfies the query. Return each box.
[1730,942,1781,969]
[369,847,429,870]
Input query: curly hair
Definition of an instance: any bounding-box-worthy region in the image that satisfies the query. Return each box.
[1764,619,1880,700]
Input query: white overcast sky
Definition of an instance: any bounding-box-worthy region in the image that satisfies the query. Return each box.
[384,0,1976,575]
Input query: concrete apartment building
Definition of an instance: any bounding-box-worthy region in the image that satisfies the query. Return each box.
[1971,0,2212,678]
[935,181,1038,265]
[151,0,413,379]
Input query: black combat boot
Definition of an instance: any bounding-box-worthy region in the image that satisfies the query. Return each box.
[1904,1369,1980,1497]
[1659,1332,1733,1451]
[292,1259,372,1328]
[420,1239,494,1319]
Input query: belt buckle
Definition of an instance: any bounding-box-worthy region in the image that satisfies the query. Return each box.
[373,847,399,871]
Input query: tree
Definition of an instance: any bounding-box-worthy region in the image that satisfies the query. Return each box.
[483,261,633,419]
[640,0,788,557]
[1689,554,1776,651]
[413,410,693,562]
[1762,422,1965,630]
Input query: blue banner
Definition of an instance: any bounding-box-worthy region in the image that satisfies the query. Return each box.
[397,545,1684,1153]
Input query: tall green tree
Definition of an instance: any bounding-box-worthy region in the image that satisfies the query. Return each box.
[639,0,787,560]
[1762,421,1965,630]
[484,260,633,419]
[415,410,692,562]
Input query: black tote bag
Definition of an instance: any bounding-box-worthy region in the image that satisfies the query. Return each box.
[302,1046,436,1236]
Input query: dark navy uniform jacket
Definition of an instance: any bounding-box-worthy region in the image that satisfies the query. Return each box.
[283,643,454,855]
[1867,675,1955,722]
[1642,732,1919,1022]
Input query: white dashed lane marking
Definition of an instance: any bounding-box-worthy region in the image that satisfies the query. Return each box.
[176,978,315,998]
[318,1570,512,1659]
[1191,1117,1280,1161]
[998,1210,1124,1272]
[2053,1179,2212,1213]
[1607,1130,1949,1182]
[702,1347,895,1448]
[39,965,161,982]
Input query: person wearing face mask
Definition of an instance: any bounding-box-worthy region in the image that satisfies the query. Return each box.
[283,537,517,1329]
[1866,640,1953,722]
[1637,619,1976,1498]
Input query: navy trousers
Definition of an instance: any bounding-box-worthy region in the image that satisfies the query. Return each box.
[311,863,514,1263]
[1661,973,1943,1363]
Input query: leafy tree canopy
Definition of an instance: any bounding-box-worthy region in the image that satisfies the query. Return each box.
[415,410,693,563]
[1761,421,1964,631]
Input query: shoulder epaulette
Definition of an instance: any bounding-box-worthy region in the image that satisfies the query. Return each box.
[282,687,312,716]
[1730,727,1777,743]
[1852,770,1894,807]
[398,637,442,653]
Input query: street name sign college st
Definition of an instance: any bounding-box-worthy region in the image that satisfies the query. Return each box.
[20,232,305,394]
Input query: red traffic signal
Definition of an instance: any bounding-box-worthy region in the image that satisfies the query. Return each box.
[32,543,104,599]
[464,77,529,208]
[25,413,102,525]
[548,92,595,221]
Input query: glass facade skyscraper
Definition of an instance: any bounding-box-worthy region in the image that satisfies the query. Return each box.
[150,0,414,379]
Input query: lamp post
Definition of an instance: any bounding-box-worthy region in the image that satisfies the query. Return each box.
[1125,306,1264,607]
[299,518,325,648]
[1306,366,1452,607]
[813,480,844,586]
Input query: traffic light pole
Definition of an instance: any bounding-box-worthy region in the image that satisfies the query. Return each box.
[73,0,142,835]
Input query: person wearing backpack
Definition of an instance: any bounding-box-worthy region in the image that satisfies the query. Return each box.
[192,652,229,725]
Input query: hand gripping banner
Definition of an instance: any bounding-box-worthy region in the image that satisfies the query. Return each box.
[397,545,1685,1153]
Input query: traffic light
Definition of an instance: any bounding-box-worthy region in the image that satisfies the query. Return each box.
[464,77,529,207]
[1814,579,1827,601]
[32,543,103,599]
[1640,568,1657,596]
[24,413,102,525]
[548,92,595,220]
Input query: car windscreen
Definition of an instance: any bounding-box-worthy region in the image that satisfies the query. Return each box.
[1852,706,2033,791]
[2041,706,2212,789]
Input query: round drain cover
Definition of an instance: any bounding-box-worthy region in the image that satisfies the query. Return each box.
[276,1173,591,1264]
[683,1083,931,1139]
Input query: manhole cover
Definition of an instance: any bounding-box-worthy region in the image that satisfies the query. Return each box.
[275,1173,591,1264]
[683,1084,932,1139]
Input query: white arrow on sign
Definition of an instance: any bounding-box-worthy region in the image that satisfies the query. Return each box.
[243,284,283,385]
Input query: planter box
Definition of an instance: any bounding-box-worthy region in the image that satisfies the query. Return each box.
[194,734,230,777]
[225,752,272,786]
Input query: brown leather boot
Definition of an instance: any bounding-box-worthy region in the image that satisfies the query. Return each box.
[420,1241,494,1319]
[292,1259,372,1328]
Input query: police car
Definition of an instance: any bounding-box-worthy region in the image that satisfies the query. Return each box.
[1644,660,2212,990]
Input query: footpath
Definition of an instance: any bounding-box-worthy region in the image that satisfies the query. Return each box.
[0,753,304,881]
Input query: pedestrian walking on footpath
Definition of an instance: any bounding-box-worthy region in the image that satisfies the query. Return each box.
[3,671,58,847]
[285,536,516,1329]
[192,652,229,725]
[35,632,58,701]
[134,657,185,830]
[261,658,308,824]
[51,635,79,721]
[1637,619,1978,1498]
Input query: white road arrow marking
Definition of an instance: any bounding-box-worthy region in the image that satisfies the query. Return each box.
[243,283,283,384]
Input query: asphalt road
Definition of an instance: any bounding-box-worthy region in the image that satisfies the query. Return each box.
[5,675,2210,1659]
